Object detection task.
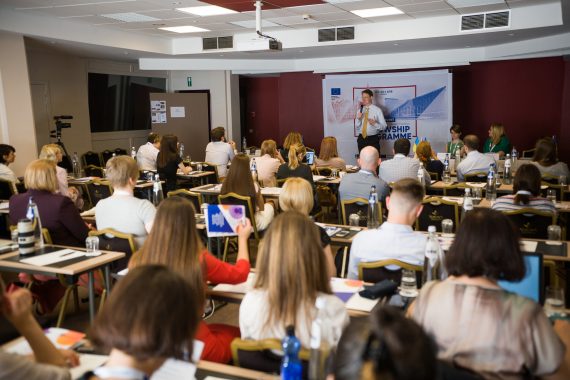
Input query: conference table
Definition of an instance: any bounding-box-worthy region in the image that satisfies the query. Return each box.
[0,240,125,322]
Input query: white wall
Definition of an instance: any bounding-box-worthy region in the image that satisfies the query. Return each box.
[0,32,37,177]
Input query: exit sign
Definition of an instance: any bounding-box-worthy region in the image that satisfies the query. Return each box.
[187,77,192,87]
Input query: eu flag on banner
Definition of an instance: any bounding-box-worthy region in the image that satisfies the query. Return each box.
[331,88,341,96]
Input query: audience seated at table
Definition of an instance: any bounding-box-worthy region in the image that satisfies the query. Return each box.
[81,266,202,380]
[483,123,511,158]
[129,196,253,364]
[39,144,69,197]
[316,136,346,171]
[332,305,436,380]
[0,277,79,380]
[279,177,335,276]
[239,211,349,348]
[409,208,570,380]
[279,131,302,163]
[379,138,430,187]
[446,124,464,156]
[492,163,557,214]
[415,141,444,180]
[456,135,495,182]
[205,126,235,179]
[135,132,161,171]
[531,137,570,180]
[95,156,156,249]
[338,146,389,202]
[221,154,274,231]
[0,143,19,185]
[255,139,284,187]
[156,134,191,193]
[347,178,426,280]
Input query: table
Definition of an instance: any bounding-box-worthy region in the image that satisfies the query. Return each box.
[189,184,282,205]
[177,170,216,186]
[0,240,125,322]
[197,360,278,380]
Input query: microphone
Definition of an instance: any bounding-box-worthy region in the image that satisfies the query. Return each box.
[359,104,363,113]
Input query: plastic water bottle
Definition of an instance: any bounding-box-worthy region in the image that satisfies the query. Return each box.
[367,185,379,229]
[503,154,512,185]
[485,164,496,202]
[131,146,136,159]
[25,197,44,249]
[309,297,328,380]
[422,226,440,285]
[250,157,258,182]
[462,188,473,221]
[281,325,302,380]
[152,174,164,206]
[443,155,451,184]
[417,162,425,187]
[242,136,247,153]
[511,146,518,170]
[454,149,461,171]
[72,152,81,179]
[179,143,185,159]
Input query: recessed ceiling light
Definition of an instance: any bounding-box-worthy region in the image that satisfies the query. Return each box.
[508,33,515,36]
[158,25,210,33]
[100,13,160,22]
[177,5,237,16]
[447,0,504,7]
[351,7,403,18]
[393,43,399,46]
[230,20,280,28]
[465,45,471,48]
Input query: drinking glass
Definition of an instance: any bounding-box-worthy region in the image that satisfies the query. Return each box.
[348,214,360,226]
[547,189,557,204]
[197,163,203,172]
[399,269,418,298]
[495,173,502,186]
[559,176,567,190]
[441,219,454,235]
[331,168,338,178]
[547,225,562,241]
[472,188,482,205]
[442,171,451,184]
[85,236,101,257]
[544,286,566,318]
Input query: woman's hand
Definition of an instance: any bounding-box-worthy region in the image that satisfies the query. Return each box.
[60,349,80,367]
[237,218,253,241]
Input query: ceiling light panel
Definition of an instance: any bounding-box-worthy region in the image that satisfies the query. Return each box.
[100,13,160,22]
[351,7,404,18]
[176,5,237,16]
[158,25,209,33]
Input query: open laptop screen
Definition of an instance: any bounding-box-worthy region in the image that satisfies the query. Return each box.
[498,253,543,304]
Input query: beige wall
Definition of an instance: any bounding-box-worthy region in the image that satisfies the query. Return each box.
[0,32,37,177]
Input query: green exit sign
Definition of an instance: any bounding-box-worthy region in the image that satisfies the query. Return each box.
[187,77,192,87]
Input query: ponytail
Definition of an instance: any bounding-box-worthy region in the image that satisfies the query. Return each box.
[288,144,305,170]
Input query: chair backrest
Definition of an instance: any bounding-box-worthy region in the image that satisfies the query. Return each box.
[464,172,487,182]
[316,184,336,208]
[85,180,113,206]
[316,167,333,176]
[0,178,17,200]
[276,178,287,188]
[167,189,203,211]
[84,165,105,178]
[416,197,460,232]
[521,148,535,159]
[541,182,564,201]
[231,338,311,376]
[541,174,559,184]
[341,197,383,227]
[100,150,114,166]
[502,208,557,239]
[218,192,259,240]
[427,171,440,181]
[201,162,220,184]
[114,148,127,156]
[443,183,478,197]
[89,228,136,272]
[358,259,423,284]
[82,151,102,167]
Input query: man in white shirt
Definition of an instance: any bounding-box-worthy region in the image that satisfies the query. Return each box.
[347,178,426,279]
[456,135,495,182]
[355,89,387,154]
[136,133,160,171]
[379,138,431,187]
[0,144,19,186]
[205,127,235,178]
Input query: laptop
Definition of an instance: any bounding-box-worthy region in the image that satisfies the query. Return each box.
[498,252,543,304]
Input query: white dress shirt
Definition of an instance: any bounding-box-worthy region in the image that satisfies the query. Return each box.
[456,150,495,181]
[136,142,159,171]
[379,154,431,187]
[347,222,426,279]
[355,104,387,136]
[0,163,19,184]
[255,154,280,187]
[205,141,235,178]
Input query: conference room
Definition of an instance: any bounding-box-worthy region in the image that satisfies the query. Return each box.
[1,0,570,379]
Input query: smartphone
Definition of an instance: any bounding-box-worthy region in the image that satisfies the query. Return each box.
[306,151,315,165]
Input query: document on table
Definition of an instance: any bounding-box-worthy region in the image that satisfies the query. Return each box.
[19,249,85,266]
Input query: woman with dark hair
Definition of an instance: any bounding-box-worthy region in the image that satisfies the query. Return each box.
[492,163,556,213]
[333,306,436,380]
[156,134,191,193]
[221,154,274,231]
[531,138,570,180]
[446,124,464,156]
[409,208,569,379]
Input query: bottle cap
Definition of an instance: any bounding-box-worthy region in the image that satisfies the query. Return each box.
[286,325,295,336]
[428,225,436,233]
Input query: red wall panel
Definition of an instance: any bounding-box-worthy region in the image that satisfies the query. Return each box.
[241,76,279,147]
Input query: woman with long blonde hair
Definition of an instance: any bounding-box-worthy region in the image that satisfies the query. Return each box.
[280,132,302,162]
[483,123,511,158]
[277,143,318,214]
[129,196,252,364]
[239,211,348,348]
[316,136,346,171]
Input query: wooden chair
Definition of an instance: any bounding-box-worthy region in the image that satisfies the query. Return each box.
[463,172,487,183]
[114,148,127,156]
[201,162,220,184]
[502,209,557,240]
[167,189,203,212]
[541,174,560,184]
[100,150,114,166]
[340,197,383,227]
[443,183,480,197]
[0,178,17,200]
[88,229,136,274]
[358,259,423,284]
[218,192,260,261]
[427,171,440,181]
[83,165,104,177]
[316,167,333,176]
[541,182,565,201]
[416,196,460,233]
[85,180,113,206]
[231,338,311,376]
[276,178,287,187]
[316,185,337,222]
[81,151,102,167]
[521,148,535,159]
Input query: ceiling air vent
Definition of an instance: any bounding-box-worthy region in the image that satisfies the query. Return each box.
[485,11,509,28]
[318,28,336,42]
[461,14,484,31]
[202,36,233,51]
[337,27,355,41]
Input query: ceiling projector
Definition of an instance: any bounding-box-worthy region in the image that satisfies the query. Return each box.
[236,38,282,52]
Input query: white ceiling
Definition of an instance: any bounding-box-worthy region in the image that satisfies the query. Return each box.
[0,0,569,63]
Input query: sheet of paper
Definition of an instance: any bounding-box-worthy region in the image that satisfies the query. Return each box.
[261,187,282,196]
[19,249,85,266]
[465,182,486,188]
[312,175,325,181]
[442,196,463,205]
[520,240,538,252]
[345,293,379,312]
[71,354,108,379]
[0,201,9,209]
[330,277,363,294]
[212,272,256,293]
[170,106,185,118]
[6,328,85,355]
[151,340,203,380]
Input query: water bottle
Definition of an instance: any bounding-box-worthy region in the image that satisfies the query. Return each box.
[179,143,185,159]
[309,297,328,380]
[281,325,302,380]
[131,146,136,159]
[511,146,518,170]
[152,174,164,206]
[422,226,440,285]
[367,185,380,229]
[443,155,451,184]
[454,149,461,172]
[25,197,44,249]
[462,188,473,221]
[485,164,496,202]
[417,162,425,187]
[72,151,81,179]
[503,154,512,185]
[250,157,258,182]
[242,136,247,153]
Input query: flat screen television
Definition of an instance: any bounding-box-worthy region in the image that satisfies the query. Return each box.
[88,73,166,132]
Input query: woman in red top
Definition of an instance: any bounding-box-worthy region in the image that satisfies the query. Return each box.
[129,196,252,363]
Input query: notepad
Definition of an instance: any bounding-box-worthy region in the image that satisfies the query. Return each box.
[19,249,85,266]
[313,175,326,181]
[345,293,379,312]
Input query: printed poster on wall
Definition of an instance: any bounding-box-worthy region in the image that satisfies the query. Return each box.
[322,70,452,164]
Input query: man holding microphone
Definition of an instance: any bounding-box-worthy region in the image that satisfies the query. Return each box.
[355,89,387,154]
